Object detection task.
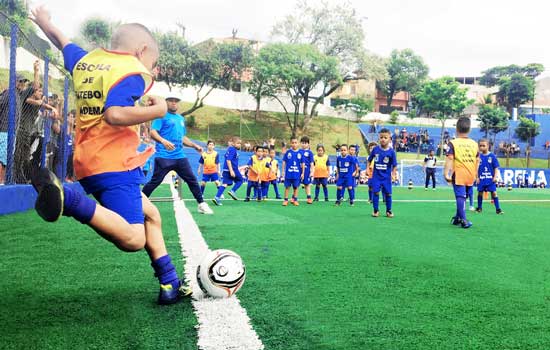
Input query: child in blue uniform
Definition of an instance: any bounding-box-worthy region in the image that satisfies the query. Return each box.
[281,137,303,206]
[335,144,359,206]
[476,139,503,214]
[212,136,243,205]
[367,129,398,217]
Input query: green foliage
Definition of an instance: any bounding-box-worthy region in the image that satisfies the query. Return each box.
[416,77,473,120]
[186,115,196,128]
[389,110,399,124]
[515,116,541,142]
[377,49,429,107]
[542,108,550,114]
[348,97,374,114]
[480,63,544,86]
[80,17,111,49]
[407,109,417,119]
[497,74,534,109]
[0,0,35,35]
[478,104,509,138]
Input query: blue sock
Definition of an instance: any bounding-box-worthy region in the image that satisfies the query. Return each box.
[323,185,328,199]
[336,188,342,201]
[63,185,96,224]
[246,183,252,198]
[314,186,320,199]
[468,194,473,207]
[215,186,225,199]
[232,180,243,193]
[386,194,392,211]
[493,196,501,210]
[456,196,466,220]
[349,188,355,201]
[373,192,380,211]
[200,185,205,194]
[151,255,179,289]
[477,194,483,209]
[368,188,373,201]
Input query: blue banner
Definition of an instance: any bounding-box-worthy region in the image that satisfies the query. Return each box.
[498,168,550,187]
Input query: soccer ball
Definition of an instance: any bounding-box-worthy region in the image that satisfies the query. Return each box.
[196,249,246,298]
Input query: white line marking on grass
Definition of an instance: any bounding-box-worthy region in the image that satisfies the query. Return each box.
[170,185,264,350]
[176,198,550,203]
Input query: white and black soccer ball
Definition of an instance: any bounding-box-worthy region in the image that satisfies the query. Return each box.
[196,249,246,298]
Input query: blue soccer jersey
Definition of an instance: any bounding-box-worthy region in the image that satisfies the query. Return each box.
[336,155,356,178]
[478,152,499,185]
[300,149,314,171]
[368,146,397,181]
[222,146,240,174]
[283,149,303,179]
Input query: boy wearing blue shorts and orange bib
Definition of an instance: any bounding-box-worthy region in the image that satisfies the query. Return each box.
[198,140,220,195]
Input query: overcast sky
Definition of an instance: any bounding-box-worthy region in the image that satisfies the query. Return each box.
[34,0,550,78]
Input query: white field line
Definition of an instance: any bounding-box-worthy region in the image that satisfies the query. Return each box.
[169,184,264,350]
[174,198,550,203]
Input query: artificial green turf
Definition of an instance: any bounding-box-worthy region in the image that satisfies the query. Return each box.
[0,192,197,350]
[185,185,550,349]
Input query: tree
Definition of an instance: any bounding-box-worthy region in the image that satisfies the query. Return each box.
[0,0,33,34]
[271,1,385,121]
[480,64,544,87]
[156,33,253,115]
[415,77,473,155]
[515,116,541,167]
[497,74,534,112]
[376,49,429,109]
[477,104,509,145]
[248,54,282,120]
[80,17,112,49]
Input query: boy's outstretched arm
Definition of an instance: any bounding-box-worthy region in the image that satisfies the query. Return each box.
[29,6,70,51]
[104,96,167,126]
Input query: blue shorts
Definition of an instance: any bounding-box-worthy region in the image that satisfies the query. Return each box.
[314,178,328,186]
[336,177,354,188]
[370,178,392,195]
[222,171,243,185]
[0,132,7,165]
[302,169,312,185]
[478,182,497,193]
[80,168,145,224]
[202,173,219,182]
[284,178,300,188]
[453,184,473,198]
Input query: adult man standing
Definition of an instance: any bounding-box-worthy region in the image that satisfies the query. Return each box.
[423,149,437,190]
[142,94,213,214]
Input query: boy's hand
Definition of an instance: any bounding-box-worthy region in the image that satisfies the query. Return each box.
[230,170,236,178]
[29,6,52,28]
[162,140,175,151]
[445,175,453,183]
[33,60,40,72]
[147,96,168,117]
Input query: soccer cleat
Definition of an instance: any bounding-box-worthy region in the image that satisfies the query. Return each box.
[451,216,462,225]
[244,198,250,202]
[334,200,341,206]
[227,191,239,200]
[496,209,504,215]
[292,200,300,206]
[157,281,193,305]
[461,220,473,229]
[31,168,64,222]
[211,197,223,206]
[275,196,282,200]
[372,211,379,217]
[313,197,319,202]
[386,211,394,218]
[197,202,213,214]
[257,197,262,202]
[350,201,355,207]
[282,200,289,206]
[324,198,329,202]
[475,208,482,213]
[306,198,313,204]
[469,206,475,211]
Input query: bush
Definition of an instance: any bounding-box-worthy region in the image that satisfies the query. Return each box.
[186,115,196,128]
[389,110,399,124]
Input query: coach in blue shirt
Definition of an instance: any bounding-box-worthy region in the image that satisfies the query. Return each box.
[142,94,213,214]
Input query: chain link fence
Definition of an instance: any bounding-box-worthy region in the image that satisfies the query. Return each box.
[1,10,75,185]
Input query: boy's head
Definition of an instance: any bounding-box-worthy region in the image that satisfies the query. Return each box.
[316,144,325,156]
[290,137,299,150]
[456,117,471,135]
[340,144,348,156]
[229,136,241,149]
[479,139,489,154]
[378,128,391,148]
[269,147,276,158]
[300,136,310,149]
[254,145,264,157]
[429,149,435,156]
[111,23,159,73]
[349,145,357,156]
[207,140,215,151]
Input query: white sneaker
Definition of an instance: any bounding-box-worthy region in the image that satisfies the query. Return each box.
[469,206,475,211]
[198,202,214,215]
